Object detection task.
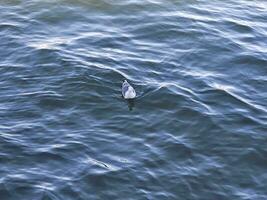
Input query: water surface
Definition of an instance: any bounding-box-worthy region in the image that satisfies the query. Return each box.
[0,0,267,199]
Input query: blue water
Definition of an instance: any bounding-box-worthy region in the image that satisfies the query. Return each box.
[0,0,267,199]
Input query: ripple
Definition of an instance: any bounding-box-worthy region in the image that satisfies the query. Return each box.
[1,0,267,199]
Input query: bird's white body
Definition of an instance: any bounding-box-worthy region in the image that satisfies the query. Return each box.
[122,80,136,99]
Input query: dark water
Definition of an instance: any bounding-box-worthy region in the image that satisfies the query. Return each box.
[1,0,267,199]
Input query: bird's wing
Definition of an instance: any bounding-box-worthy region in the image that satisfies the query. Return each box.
[122,85,129,96]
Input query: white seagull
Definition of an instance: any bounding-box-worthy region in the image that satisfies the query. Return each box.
[122,80,136,99]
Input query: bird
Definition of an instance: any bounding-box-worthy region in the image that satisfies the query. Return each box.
[122,80,136,99]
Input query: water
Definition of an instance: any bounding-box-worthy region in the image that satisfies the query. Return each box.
[0,0,267,199]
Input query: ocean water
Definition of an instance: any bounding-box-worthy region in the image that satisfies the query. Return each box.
[0,0,267,199]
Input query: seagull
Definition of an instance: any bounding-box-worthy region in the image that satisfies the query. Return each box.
[122,80,136,99]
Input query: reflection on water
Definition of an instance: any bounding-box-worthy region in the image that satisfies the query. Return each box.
[126,98,135,111]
